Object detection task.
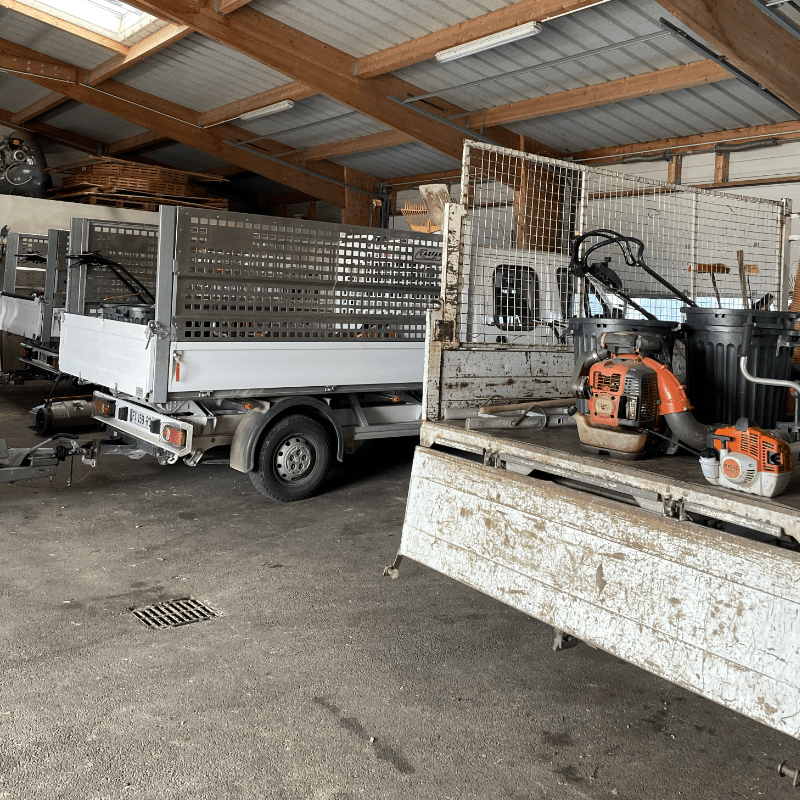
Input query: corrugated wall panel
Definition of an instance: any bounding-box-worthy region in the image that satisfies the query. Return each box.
[332,143,461,179]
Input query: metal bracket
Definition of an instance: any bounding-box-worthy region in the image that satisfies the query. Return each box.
[144,320,170,349]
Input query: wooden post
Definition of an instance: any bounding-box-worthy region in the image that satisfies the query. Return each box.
[714,151,730,184]
[668,155,682,185]
[342,166,380,227]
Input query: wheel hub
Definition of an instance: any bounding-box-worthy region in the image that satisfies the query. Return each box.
[275,435,314,481]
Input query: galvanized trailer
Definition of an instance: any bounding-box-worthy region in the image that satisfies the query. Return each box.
[393,141,800,746]
[58,207,441,500]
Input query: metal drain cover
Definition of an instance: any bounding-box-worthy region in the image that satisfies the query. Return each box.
[132,598,216,629]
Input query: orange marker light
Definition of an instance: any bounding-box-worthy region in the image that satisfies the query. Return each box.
[161,425,186,447]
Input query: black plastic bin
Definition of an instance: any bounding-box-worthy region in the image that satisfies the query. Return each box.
[569,317,681,362]
[681,307,800,428]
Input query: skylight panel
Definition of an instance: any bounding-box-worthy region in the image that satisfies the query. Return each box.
[16,0,157,42]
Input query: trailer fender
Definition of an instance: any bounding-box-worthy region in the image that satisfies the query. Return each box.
[230,397,344,473]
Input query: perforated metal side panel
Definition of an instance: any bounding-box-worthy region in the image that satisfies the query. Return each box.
[173,210,442,343]
[11,233,48,293]
[83,221,158,309]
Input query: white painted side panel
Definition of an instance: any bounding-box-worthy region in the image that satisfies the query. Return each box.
[167,341,424,393]
[0,296,42,339]
[59,314,154,397]
[401,447,800,739]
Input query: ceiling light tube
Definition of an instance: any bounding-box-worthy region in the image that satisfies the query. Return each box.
[434,21,542,63]
[239,100,295,121]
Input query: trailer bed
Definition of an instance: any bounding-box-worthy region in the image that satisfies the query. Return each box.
[400,420,800,739]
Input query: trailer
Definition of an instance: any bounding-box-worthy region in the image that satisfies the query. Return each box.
[56,208,441,500]
[390,141,800,761]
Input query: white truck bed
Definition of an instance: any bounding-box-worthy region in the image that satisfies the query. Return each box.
[400,421,800,739]
[0,295,42,340]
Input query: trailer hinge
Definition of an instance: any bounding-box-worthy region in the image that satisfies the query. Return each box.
[662,495,683,519]
[144,320,170,349]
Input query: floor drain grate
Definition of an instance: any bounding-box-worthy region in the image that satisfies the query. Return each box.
[131,598,216,629]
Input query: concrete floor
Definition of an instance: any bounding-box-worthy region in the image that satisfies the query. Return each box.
[1,381,799,800]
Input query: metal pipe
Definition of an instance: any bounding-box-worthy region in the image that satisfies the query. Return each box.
[386,97,497,145]
[715,137,778,153]
[620,150,674,163]
[401,32,672,105]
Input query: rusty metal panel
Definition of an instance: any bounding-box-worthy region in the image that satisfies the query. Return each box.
[401,446,800,739]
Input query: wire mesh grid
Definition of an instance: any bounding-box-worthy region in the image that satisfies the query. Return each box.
[173,210,442,343]
[458,142,786,347]
[9,233,48,294]
[83,221,159,309]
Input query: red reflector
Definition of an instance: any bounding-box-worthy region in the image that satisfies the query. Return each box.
[93,398,114,416]
[161,425,186,447]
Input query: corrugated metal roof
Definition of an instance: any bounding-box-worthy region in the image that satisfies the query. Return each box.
[116,33,291,112]
[0,73,53,114]
[0,8,119,70]
[249,0,520,58]
[509,81,796,153]
[395,0,708,110]
[40,101,148,144]
[331,142,461,180]
[137,142,229,172]
[238,96,388,147]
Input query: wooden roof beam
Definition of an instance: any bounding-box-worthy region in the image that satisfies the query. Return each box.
[123,0,561,159]
[201,82,316,127]
[12,22,191,124]
[479,59,732,127]
[0,0,128,53]
[106,131,171,155]
[572,119,800,163]
[655,0,800,113]
[356,0,607,78]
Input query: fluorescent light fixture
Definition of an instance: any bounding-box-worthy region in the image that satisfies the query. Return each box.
[435,21,542,63]
[239,100,295,121]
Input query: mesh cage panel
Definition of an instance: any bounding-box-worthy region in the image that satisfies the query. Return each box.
[173,211,442,342]
[11,233,48,293]
[83,221,158,309]
[458,142,785,347]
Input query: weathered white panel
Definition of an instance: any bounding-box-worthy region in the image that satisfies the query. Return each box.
[434,347,573,414]
[167,341,424,394]
[59,314,153,397]
[0,296,42,339]
[401,447,800,738]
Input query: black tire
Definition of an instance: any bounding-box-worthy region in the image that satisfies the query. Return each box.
[249,414,330,502]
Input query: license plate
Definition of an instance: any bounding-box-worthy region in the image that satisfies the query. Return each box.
[129,409,153,429]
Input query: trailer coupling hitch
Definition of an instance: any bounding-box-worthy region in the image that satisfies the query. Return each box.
[0,434,99,484]
[779,761,800,788]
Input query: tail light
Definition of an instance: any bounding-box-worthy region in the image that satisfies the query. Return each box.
[161,425,186,447]
[20,346,31,358]
[93,398,115,416]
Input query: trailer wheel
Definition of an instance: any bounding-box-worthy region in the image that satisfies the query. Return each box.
[249,414,330,501]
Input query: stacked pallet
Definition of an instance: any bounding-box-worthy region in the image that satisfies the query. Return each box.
[48,156,228,211]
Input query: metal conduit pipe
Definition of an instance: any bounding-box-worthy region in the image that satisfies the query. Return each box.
[620,150,674,164]
[715,137,779,153]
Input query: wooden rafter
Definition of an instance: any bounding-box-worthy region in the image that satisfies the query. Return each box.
[200,82,316,127]
[655,0,800,113]
[12,23,191,124]
[356,0,606,78]
[122,0,560,159]
[477,60,732,127]
[572,119,800,163]
[0,0,128,53]
[106,131,171,155]
[0,39,365,207]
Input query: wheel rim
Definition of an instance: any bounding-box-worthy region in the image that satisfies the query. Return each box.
[273,435,315,484]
